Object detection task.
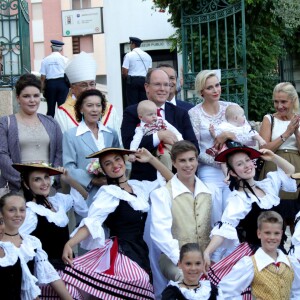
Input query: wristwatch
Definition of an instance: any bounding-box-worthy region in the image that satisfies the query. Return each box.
[280,135,286,142]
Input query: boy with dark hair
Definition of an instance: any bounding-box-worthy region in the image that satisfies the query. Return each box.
[150,140,216,284]
[218,210,300,299]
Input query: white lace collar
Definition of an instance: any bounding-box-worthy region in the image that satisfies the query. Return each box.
[168,280,212,300]
[0,241,19,266]
[14,234,40,263]
[26,199,69,227]
[99,182,150,212]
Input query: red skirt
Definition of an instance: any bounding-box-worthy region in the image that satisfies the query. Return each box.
[62,239,154,300]
[204,242,255,300]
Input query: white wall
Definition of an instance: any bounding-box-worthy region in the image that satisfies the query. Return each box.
[103,0,176,116]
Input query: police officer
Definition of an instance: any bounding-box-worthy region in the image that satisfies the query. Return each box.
[40,40,69,117]
[122,37,152,106]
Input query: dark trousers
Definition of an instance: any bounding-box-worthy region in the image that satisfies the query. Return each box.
[126,76,147,106]
[44,77,69,117]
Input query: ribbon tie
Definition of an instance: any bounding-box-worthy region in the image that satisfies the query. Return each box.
[273,262,281,268]
[157,108,162,117]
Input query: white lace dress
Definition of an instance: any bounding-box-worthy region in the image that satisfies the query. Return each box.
[189,101,246,232]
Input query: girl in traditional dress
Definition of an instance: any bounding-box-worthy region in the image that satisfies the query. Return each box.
[161,243,224,300]
[0,202,41,300]
[13,163,88,299]
[62,147,173,299]
[1,192,73,299]
[203,145,297,299]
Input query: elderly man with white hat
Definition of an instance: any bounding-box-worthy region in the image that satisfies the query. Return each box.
[55,51,122,145]
[40,40,69,118]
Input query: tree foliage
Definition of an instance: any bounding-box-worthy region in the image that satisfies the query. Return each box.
[151,0,300,121]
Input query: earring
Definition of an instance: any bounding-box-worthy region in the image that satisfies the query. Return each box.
[81,112,84,121]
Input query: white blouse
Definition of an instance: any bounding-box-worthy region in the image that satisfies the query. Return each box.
[0,241,40,300]
[20,189,88,235]
[290,211,300,259]
[218,248,300,300]
[266,114,299,151]
[15,234,60,284]
[211,169,297,247]
[167,280,224,300]
[72,179,161,250]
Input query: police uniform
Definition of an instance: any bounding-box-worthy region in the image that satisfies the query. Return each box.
[122,37,152,106]
[40,40,69,117]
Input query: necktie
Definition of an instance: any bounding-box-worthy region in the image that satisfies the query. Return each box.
[157,108,162,117]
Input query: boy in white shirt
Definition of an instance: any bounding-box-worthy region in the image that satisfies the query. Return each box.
[129,100,182,170]
[218,210,300,300]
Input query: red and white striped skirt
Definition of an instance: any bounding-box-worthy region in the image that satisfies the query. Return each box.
[62,239,154,299]
[39,270,84,300]
[205,242,255,300]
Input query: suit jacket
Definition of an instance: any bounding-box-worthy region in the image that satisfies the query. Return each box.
[175,99,194,111]
[0,114,63,191]
[63,125,120,206]
[121,102,199,180]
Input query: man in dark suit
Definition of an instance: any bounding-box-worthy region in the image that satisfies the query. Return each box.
[121,68,199,181]
[157,63,194,111]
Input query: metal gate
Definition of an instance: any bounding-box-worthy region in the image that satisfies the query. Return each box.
[0,0,30,88]
[181,0,248,114]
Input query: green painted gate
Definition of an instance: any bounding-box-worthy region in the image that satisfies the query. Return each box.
[181,0,248,115]
[0,0,30,88]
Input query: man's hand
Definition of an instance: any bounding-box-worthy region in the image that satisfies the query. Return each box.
[158,129,178,145]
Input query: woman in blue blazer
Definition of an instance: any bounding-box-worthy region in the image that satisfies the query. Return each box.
[63,89,120,207]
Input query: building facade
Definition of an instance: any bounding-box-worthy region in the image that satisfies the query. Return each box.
[28,0,178,116]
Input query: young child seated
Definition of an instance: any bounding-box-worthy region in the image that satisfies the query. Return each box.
[206,104,266,158]
[218,211,300,299]
[129,100,182,170]
[161,243,224,300]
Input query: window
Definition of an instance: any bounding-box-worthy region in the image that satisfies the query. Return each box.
[72,0,91,9]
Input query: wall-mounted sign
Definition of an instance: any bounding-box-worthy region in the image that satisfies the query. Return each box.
[124,39,173,53]
[62,7,103,37]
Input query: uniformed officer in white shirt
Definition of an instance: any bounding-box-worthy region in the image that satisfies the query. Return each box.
[40,40,69,117]
[122,37,152,106]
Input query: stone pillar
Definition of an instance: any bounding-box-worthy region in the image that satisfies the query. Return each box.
[0,89,13,117]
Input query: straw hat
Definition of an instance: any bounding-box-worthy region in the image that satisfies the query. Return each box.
[86,148,135,159]
[12,163,63,176]
[215,146,261,163]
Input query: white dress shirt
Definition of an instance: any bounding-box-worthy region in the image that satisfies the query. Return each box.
[150,175,216,265]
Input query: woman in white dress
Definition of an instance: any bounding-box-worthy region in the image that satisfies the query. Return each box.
[189,70,253,234]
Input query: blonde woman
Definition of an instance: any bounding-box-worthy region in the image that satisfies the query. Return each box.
[189,70,252,235]
[259,82,300,232]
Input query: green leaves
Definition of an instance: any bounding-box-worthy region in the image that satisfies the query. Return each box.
[151,0,300,121]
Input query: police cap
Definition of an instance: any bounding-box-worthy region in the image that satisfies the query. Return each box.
[129,37,143,46]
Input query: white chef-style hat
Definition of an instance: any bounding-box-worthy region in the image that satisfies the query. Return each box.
[65,52,97,84]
